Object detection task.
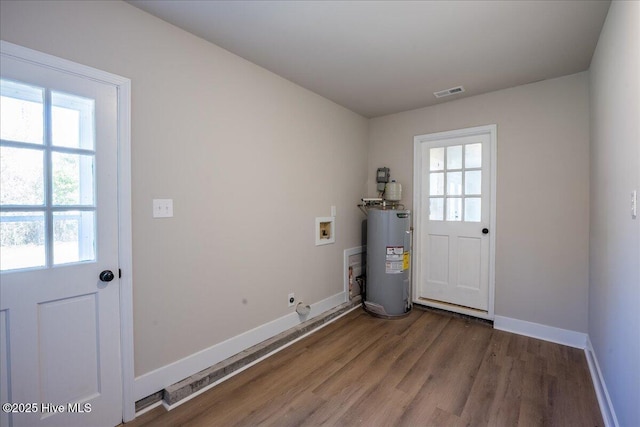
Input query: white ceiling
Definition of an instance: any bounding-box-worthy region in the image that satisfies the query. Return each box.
[128,0,610,118]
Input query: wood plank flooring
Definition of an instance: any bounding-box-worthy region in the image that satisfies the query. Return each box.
[124,308,603,426]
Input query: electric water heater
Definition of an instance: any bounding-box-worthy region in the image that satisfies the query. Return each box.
[364,208,412,318]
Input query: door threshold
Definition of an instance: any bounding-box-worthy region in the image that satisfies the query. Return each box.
[416,298,493,322]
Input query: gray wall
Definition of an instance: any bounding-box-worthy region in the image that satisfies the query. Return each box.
[0,0,369,376]
[368,73,590,332]
[589,1,640,425]
[3,2,638,422]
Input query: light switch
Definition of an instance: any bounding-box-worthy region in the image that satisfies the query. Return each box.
[153,199,173,218]
[331,205,337,217]
[632,190,637,219]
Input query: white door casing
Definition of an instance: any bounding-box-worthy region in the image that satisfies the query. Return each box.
[413,125,496,319]
[0,41,134,425]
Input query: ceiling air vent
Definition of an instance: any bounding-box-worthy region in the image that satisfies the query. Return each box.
[434,86,465,98]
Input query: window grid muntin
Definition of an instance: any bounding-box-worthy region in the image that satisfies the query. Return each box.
[0,79,97,271]
[428,143,482,222]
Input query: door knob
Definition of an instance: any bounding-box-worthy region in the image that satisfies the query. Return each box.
[482,228,489,234]
[99,270,115,282]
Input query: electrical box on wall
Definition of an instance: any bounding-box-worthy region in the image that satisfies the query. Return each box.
[376,167,390,192]
[315,217,335,246]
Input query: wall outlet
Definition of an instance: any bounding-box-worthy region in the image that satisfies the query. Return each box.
[288,293,295,307]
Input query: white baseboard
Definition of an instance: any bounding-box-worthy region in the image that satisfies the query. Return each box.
[134,291,347,401]
[493,315,587,349]
[162,304,361,411]
[585,337,619,427]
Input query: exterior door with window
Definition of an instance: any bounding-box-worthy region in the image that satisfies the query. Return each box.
[0,52,122,426]
[413,126,496,317]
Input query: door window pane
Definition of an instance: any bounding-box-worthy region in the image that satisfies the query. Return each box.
[447,172,462,195]
[446,198,462,221]
[429,172,444,196]
[465,170,482,195]
[428,142,484,223]
[465,198,482,222]
[52,91,95,150]
[446,145,462,169]
[0,146,44,205]
[52,152,95,206]
[53,211,95,265]
[429,198,444,221]
[430,147,444,171]
[0,211,45,270]
[0,79,44,144]
[465,143,482,168]
[0,79,98,271]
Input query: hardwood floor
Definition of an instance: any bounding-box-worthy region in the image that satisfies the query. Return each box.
[124,308,603,426]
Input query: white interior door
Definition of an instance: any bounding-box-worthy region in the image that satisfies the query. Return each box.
[0,53,122,426]
[413,126,496,317]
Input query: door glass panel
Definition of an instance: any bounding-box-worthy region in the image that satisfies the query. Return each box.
[1,78,98,271]
[464,198,481,222]
[429,198,444,220]
[52,91,95,150]
[0,211,45,270]
[465,170,482,195]
[53,211,95,265]
[429,172,444,195]
[0,146,44,205]
[52,152,95,206]
[0,79,44,144]
[430,147,445,171]
[446,172,462,195]
[446,197,462,221]
[465,143,482,168]
[446,145,462,169]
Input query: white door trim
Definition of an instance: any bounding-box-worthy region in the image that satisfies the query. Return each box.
[413,124,497,320]
[0,40,135,422]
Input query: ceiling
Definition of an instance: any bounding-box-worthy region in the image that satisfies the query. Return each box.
[128,0,610,118]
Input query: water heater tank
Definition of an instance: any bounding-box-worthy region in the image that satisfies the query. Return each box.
[365,208,411,318]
